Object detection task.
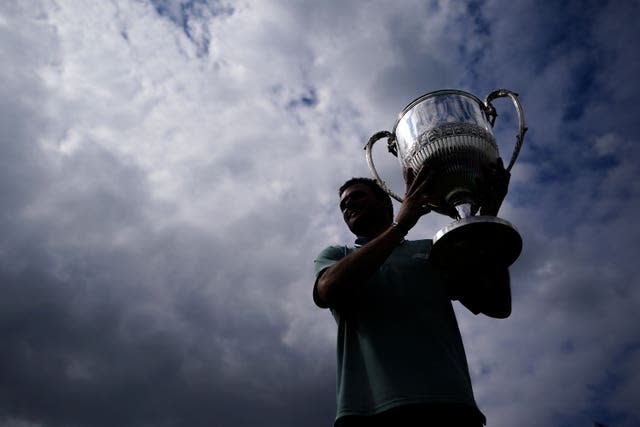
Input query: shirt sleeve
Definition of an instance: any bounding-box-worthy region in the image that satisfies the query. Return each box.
[312,245,347,308]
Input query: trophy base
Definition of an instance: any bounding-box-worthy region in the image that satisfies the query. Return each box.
[431,216,522,270]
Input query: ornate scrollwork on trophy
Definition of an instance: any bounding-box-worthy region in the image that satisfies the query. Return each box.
[405,122,499,209]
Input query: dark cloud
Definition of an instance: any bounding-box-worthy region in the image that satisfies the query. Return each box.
[0,149,335,427]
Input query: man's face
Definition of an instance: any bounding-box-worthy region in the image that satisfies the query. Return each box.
[339,183,388,236]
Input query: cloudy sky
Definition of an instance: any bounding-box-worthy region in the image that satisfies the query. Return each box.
[1,0,639,426]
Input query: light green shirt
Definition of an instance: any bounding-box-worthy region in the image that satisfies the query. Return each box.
[314,239,482,422]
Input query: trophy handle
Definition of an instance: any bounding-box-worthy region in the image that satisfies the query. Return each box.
[364,131,404,202]
[484,89,528,172]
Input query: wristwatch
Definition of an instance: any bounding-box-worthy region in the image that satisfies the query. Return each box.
[392,221,409,236]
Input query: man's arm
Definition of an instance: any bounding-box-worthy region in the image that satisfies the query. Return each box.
[315,224,407,308]
[316,166,438,309]
[480,157,510,217]
[453,266,512,318]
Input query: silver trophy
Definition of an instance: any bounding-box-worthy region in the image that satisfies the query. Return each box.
[365,89,527,269]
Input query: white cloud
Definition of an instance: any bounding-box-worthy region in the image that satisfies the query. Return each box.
[1,1,639,426]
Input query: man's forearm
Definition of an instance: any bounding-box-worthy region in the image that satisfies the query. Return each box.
[479,268,511,318]
[316,225,406,307]
[457,267,511,318]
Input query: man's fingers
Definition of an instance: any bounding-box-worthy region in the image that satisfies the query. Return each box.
[413,162,433,182]
[403,168,415,188]
[408,166,436,197]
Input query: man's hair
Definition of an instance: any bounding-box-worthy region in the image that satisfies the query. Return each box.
[339,177,393,219]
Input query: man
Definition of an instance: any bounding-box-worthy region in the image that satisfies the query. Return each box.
[313,165,511,426]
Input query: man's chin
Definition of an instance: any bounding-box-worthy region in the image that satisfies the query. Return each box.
[348,217,371,237]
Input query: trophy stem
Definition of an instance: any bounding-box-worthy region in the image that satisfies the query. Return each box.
[455,203,473,220]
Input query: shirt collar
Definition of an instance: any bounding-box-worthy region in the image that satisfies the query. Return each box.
[354,237,369,247]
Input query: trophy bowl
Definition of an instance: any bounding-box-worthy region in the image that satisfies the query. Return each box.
[365,89,527,269]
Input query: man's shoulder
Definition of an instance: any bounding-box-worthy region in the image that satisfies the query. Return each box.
[403,238,433,251]
[405,238,432,244]
[388,239,435,264]
[315,244,352,261]
[315,239,432,256]
[313,244,353,290]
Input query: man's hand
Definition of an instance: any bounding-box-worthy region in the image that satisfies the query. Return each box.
[480,158,511,216]
[394,166,441,232]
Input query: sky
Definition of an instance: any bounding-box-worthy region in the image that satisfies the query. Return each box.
[1,0,639,426]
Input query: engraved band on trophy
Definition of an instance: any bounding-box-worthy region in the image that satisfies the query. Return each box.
[365,89,527,269]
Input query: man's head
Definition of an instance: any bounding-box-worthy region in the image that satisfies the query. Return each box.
[338,178,393,238]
